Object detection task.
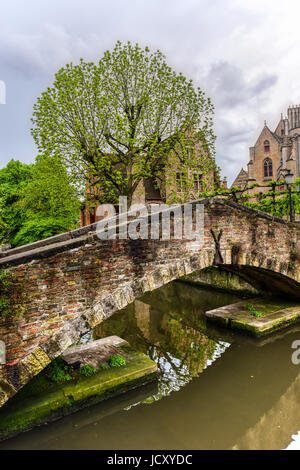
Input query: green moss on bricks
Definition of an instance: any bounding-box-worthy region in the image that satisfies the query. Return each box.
[0,269,26,319]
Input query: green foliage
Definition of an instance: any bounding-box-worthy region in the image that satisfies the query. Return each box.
[0,159,34,246]
[0,269,25,319]
[31,41,217,206]
[80,364,97,376]
[109,354,127,368]
[11,216,76,247]
[198,178,300,220]
[243,185,300,218]
[100,363,109,370]
[232,178,300,218]
[47,358,74,383]
[0,157,80,247]
[18,155,80,220]
[247,304,263,318]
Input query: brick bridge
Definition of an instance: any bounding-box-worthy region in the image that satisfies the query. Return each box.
[0,197,300,407]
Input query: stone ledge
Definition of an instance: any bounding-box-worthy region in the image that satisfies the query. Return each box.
[0,234,92,267]
[206,298,300,336]
[0,338,158,441]
[0,222,100,259]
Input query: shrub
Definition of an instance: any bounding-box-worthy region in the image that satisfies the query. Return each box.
[11,216,78,247]
[109,354,126,368]
[48,357,74,383]
[80,364,97,377]
[247,303,263,318]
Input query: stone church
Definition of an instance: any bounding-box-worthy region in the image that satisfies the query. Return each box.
[232,105,300,193]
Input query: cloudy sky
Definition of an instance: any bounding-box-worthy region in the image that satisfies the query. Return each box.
[1,0,300,184]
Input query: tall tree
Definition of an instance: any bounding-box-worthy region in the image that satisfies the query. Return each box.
[0,157,80,247]
[0,159,33,245]
[31,41,216,206]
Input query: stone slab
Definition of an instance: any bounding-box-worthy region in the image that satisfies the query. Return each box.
[61,336,128,369]
[205,298,300,336]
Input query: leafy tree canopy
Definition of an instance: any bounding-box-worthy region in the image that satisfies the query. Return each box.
[0,157,80,247]
[0,159,34,245]
[31,41,217,206]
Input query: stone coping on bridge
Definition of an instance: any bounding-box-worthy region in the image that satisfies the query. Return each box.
[0,197,296,267]
[206,298,300,336]
[0,336,158,441]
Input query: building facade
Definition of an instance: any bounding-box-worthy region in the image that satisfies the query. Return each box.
[232,105,300,192]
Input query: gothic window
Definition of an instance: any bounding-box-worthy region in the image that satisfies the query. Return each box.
[264,140,270,152]
[263,158,273,178]
[193,173,202,192]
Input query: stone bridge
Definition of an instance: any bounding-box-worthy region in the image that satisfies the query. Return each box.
[0,197,300,407]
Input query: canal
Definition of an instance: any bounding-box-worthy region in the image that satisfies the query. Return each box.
[1,281,300,450]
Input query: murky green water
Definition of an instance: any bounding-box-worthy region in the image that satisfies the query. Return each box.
[1,281,300,450]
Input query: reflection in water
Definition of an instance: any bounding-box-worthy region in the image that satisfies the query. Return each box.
[2,282,300,449]
[93,283,235,400]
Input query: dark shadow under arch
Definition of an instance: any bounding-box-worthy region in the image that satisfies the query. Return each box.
[221,264,300,299]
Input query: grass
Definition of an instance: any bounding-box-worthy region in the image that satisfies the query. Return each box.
[109,354,127,368]
[247,303,263,318]
[80,364,97,377]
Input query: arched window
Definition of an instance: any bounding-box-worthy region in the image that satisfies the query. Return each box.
[264,140,270,152]
[263,158,273,177]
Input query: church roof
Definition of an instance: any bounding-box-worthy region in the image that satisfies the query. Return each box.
[271,131,283,144]
[253,124,282,147]
[231,168,248,189]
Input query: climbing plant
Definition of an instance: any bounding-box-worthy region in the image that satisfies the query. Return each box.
[197,179,300,219]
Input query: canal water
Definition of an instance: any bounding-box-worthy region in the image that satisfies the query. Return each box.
[1,281,300,450]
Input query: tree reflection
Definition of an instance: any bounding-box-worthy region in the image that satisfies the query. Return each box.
[94,282,234,400]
